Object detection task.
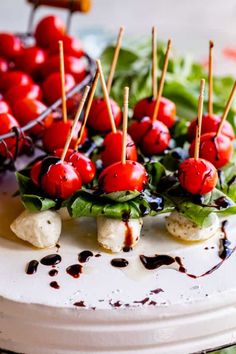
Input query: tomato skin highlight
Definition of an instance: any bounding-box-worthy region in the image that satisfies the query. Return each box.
[42,120,87,153]
[15,46,47,77]
[41,161,82,200]
[87,97,122,132]
[42,72,75,105]
[178,158,218,195]
[35,15,65,49]
[0,100,12,114]
[12,98,53,136]
[0,57,9,77]
[189,132,233,169]
[98,160,148,193]
[0,113,22,157]
[5,84,42,106]
[0,33,22,60]
[101,130,137,167]
[188,114,235,141]
[0,71,33,92]
[133,96,176,128]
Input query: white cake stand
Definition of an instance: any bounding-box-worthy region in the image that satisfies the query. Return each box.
[1,170,236,354]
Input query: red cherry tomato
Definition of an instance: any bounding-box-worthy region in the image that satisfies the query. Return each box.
[42,120,87,153]
[0,57,9,77]
[42,72,75,105]
[41,55,86,83]
[87,97,122,132]
[189,132,233,169]
[188,113,235,141]
[101,130,137,167]
[0,71,33,92]
[53,148,96,184]
[30,160,42,187]
[69,152,96,184]
[129,117,170,155]
[12,98,53,136]
[35,15,65,48]
[128,116,153,144]
[98,160,148,193]
[0,33,22,60]
[133,96,176,128]
[15,46,47,77]
[0,100,12,114]
[42,161,82,199]
[66,92,82,116]
[0,113,22,157]
[48,35,84,58]
[5,83,42,106]
[178,158,218,195]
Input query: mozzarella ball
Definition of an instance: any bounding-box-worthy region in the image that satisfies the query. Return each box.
[10,210,62,248]
[97,216,143,253]
[166,211,219,241]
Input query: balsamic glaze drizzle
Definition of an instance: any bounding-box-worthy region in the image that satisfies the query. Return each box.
[26,260,39,275]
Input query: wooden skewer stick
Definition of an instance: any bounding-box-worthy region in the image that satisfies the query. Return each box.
[59,41,68,124]
[96,59,117,133]
[106,26,125,94]
[74,69,100,150]
[61,85,90,162]
[194,79,205,160]
[121,86,129,165]
[208,40,214,116]
[152,39,172,122]
[152,26,157,98]
[216,81,236,137]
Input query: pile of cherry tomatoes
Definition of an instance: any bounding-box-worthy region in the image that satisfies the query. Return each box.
[0,15,86,160]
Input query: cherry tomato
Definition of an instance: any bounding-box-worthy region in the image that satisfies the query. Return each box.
[53,148,96,184]
[87,97,122,132]
[12,98,53,136]
[0,33,22,60]
[178,158,218,195]
[129,117,170,155]
[41,55,86,83]
[101,130,137,167]
[42,120,87,153]
[0,113,22,157]
[0,100,12,114]
[30,159,42,187]
[15,46,47,77]
[98,160,148,193]
[48,35,84,58]
[5,83,42,106]
[42,72,75,105]
[128,116,153,144]
[0,57,9,77]
[0,71,33,92]
[188,113,235,141]
[35,15,65,48]
[189,132,233,169]
[133,96,176,128]
[66,92,82,116]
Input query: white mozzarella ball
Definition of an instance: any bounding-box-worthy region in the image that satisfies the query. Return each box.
[166,211,219,241]
[97,216,143,253]
[10,210,62,248]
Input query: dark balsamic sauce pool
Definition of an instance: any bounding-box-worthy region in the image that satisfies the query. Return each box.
[40,254,62,266]
[111,258,129,268]
[78,250,93,263]
[66,264,83,278]
[26,260,39,275]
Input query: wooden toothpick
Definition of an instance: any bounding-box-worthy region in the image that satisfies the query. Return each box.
[61,85,90,162]
[208,40,214,116]
[59,40,68,124]
[121,86,129,165]
[152,26,157,98]
[106,26,125,94]
[194,79,205,160]
[152,39,172,122]
[74,69,100,150]
[216,81,236,137]
[96,59,117,133]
